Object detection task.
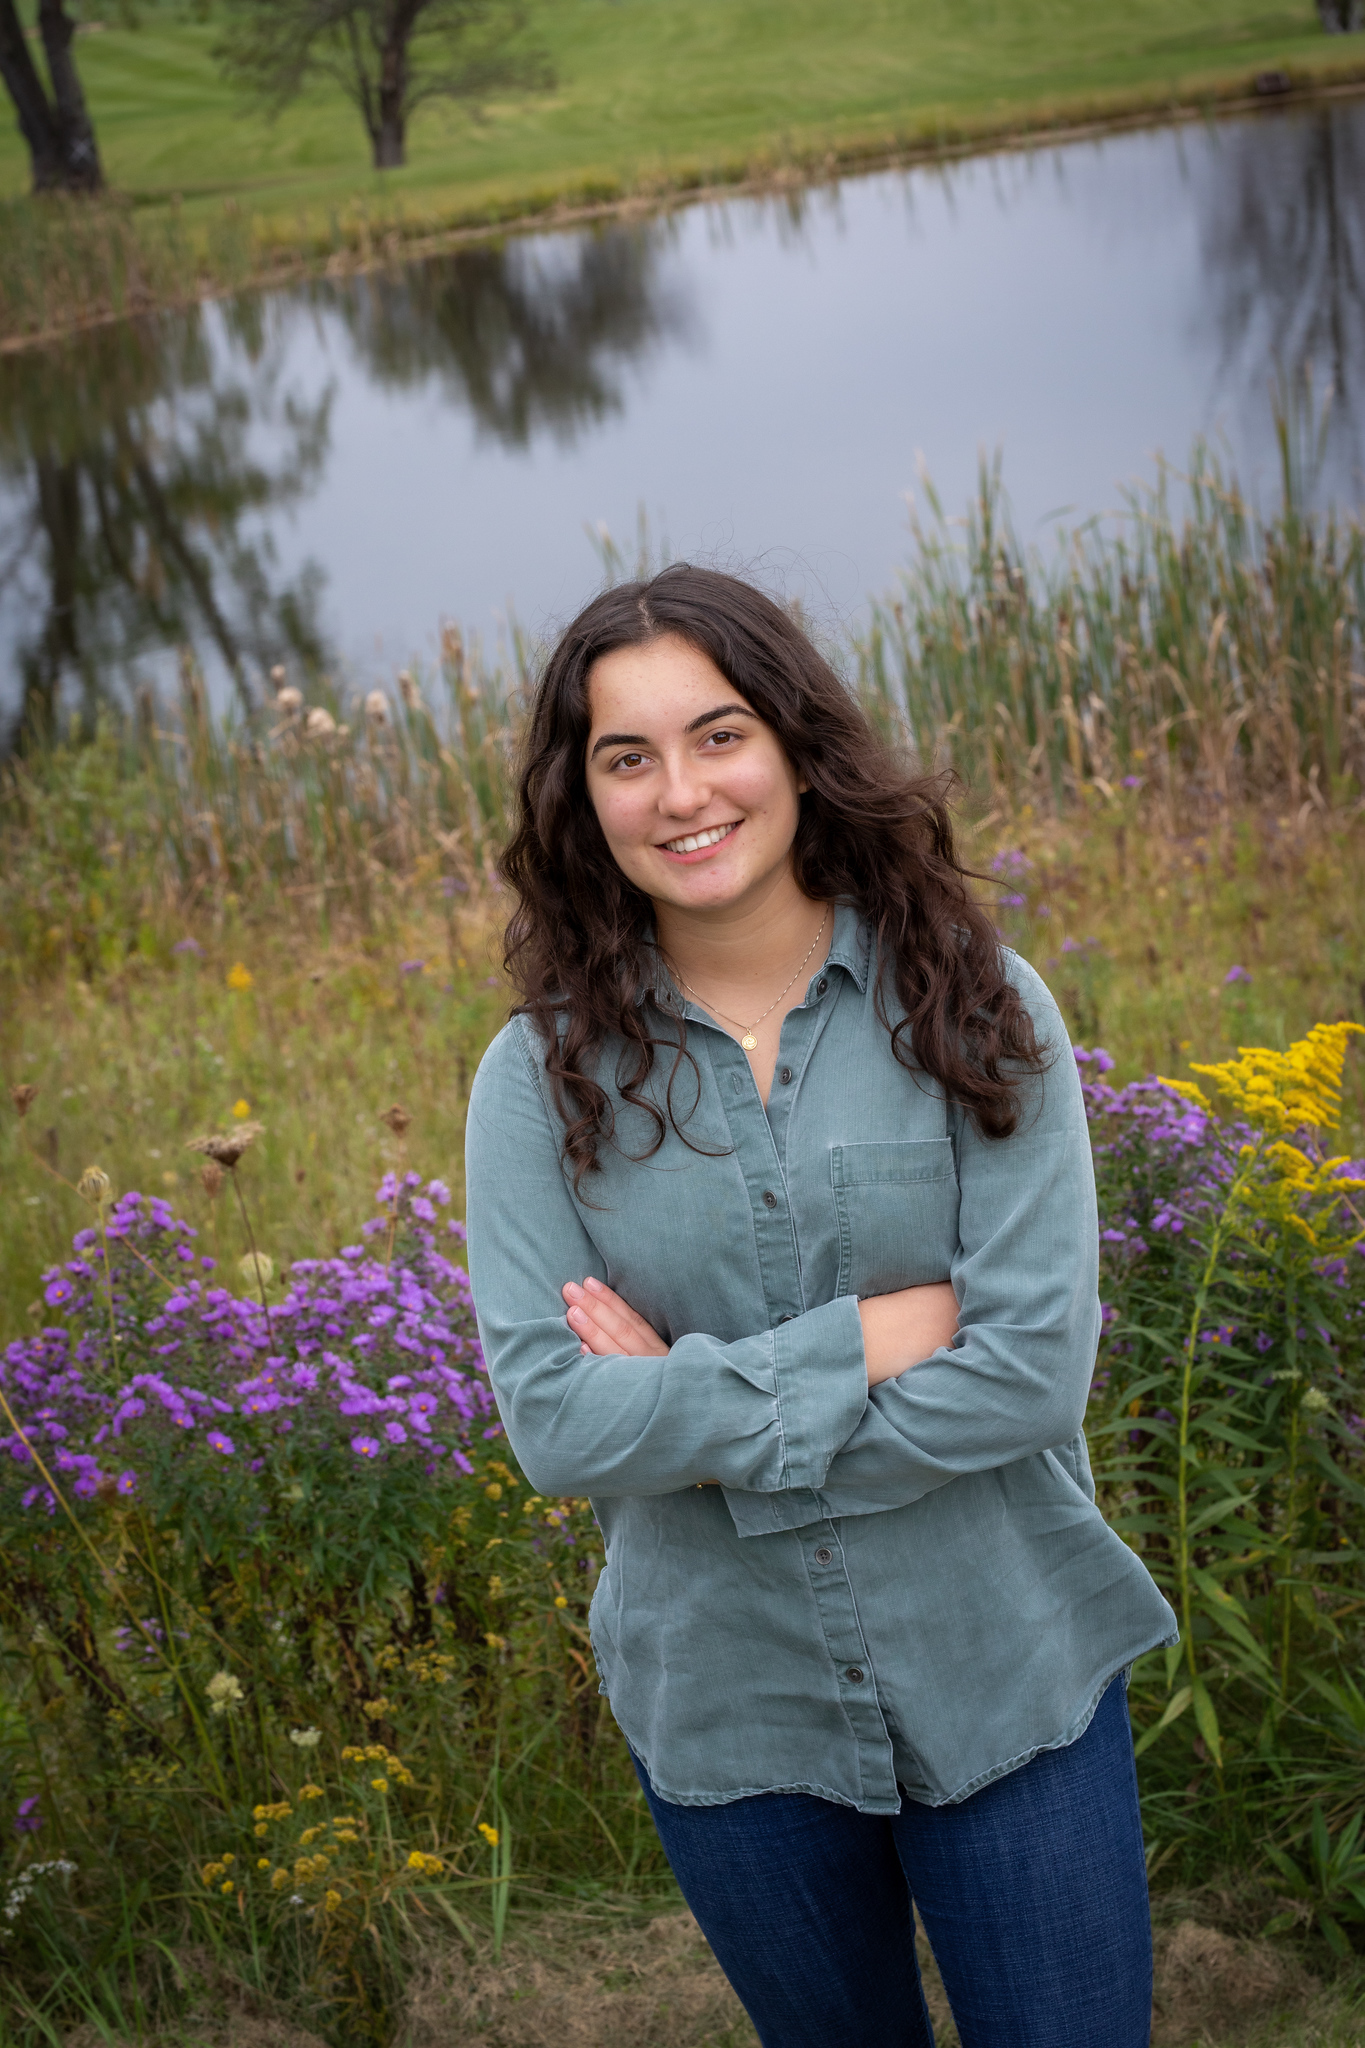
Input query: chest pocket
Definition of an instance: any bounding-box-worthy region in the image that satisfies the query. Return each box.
[830,1139,960,1298]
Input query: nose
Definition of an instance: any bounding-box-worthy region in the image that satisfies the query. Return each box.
[657,750,711,820]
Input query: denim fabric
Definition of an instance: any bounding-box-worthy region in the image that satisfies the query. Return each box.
[634,1678,1153,2048]
[465,904,1177,1811]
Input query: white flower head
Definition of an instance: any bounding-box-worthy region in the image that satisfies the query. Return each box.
[363,690,389,724]
[206,1671,245,1716]
[304,706,337,740]
[288,1726,322,1749]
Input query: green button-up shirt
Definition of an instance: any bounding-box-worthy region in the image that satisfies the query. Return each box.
[465,905,1176,1811]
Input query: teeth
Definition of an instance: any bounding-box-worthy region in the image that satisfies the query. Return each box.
[665,824,735,855]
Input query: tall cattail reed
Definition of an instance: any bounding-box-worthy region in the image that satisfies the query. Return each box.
[855,420,1365,820]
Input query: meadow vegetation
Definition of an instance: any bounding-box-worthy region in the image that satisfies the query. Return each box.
[4,0,1365,343]
[2,451,1365,2042]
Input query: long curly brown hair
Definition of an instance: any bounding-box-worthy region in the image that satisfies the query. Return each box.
[501,565,1046,1185]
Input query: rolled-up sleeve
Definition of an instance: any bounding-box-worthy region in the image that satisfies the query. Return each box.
[465,1018,869,1499]
[723,964,1101,1537]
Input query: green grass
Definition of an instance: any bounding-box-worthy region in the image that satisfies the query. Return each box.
[3,0,1365,341]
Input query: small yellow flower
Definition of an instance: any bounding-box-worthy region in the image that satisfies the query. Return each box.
[221,1853,235,1868]
[232,1098,251,1119]
[324,1889,342,1911]
[334,1828,359,1844]
[371,1777,389,1793]
[484,1481,503,1501]
[477,1822,500,1848]
[221,1879,235,1895]
[226,962,254,992]
[257,1857,271,1871]
[298,1783,325,1800]
[271,1868,290,1890]
[553,1595,568,1609]
[299,1826,322,1847]
[253,1822,268,1838]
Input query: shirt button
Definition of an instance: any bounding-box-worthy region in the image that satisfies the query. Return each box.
[845,1666,865,1684]
[778,1065,793,1085]
[814,1546,832,1565]
[816,977,828,996]
[762,1190,778,1209]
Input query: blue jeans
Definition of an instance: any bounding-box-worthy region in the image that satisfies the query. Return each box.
[633,1677,1151,2048]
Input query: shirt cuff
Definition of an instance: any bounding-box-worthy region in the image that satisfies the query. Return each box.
[721,1293,866,1537]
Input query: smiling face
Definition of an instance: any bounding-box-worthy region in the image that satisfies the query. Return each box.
[584,634,807,921]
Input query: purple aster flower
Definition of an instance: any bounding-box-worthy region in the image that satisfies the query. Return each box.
[172,937,204,956]
[351,1435,382,1459]
[44,1276,75,1308]
[384,1420,408,1445]
[206,1431,235,1455]
[400,959,425,975]
[116,1471,137,1495]
[14,1797,42,1836]
[1223,964,1252,985]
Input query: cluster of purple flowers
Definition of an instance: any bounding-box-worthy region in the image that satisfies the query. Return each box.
[1074,1047,1365,1442]
[1,1177,496,1516]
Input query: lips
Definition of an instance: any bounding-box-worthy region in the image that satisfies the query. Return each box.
[659,821,740,856]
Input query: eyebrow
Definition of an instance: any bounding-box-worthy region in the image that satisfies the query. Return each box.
[588,704,756,761]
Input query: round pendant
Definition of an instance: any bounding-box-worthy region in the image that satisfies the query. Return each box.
[741,1033,758,1051]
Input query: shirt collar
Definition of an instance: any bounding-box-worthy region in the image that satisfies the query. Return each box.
[637,899,868,1009]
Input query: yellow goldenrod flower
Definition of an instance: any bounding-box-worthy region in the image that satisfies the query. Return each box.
[298,1783,325,1800]
[1188,1022,1364,1138]
[271,1868,290,1890]
[484,1481,503,1501]
[253,1822,268,1839]
[477,1822,500,1848]
[226,962,254,992]
[257,1857,271,1871]
[221,1879,234,1895]
[371,1777,389,1793]
[554,1595,568,1609]
[299,1827,322,1847]
[232,1098,251,1119]
[221,1853,235,1867]
[334,1829,359,1844]
[325,1889,342,1911]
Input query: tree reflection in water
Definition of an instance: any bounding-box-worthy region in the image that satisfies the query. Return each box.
[0,300,333,751]
[324,221,692,446]
[1197,106,1365,498]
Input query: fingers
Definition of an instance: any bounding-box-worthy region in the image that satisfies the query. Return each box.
[561,1278,669,1359]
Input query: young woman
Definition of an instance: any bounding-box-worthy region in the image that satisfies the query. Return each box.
[465,566,1175,2048]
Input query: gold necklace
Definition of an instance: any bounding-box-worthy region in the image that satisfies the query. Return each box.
[670,908,830,1052]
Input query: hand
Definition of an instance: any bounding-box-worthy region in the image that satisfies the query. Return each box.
[859,1282,959,1387]
[563,1277,669,1359]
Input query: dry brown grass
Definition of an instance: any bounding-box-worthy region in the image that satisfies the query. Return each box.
[53,1910,1361,2048]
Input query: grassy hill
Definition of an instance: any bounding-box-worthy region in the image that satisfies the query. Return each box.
[2,0,1364,292]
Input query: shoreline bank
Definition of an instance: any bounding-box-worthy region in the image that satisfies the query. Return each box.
[4,55,1365,359]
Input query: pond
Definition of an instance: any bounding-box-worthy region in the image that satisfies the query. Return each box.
[2,92,1363,742]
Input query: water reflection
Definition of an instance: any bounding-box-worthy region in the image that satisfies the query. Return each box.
[1197,107,1365,487]
[0,304,333,748]
[328,224,693,445]
[1,98,1363,745]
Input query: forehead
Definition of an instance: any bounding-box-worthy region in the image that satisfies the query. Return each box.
[585,635,741,730]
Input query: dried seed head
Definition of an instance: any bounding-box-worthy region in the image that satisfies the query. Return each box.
[187,1122,265,1170]
[10,1083,38,1118]
[238,1251,275,1288]
[397,669,420,710]
[380,1104,411,1137]
[201,1161,225,1200]
[270,664,287,689]
[77,1165,112,1208]
[363,690,389,724]
[276,686,303,715]
[304,706,337,740]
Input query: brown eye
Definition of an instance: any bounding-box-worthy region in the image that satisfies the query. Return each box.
[614,751,646,771]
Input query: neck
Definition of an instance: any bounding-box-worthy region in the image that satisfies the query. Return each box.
[654,869,828,1001]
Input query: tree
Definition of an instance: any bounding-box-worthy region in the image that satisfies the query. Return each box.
[0,0,103,192]
[215,0,553,171]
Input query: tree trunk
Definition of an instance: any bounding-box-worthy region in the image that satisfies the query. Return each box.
[372,0,422,169]
[0,0,102,193]
[37,0,103,190]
